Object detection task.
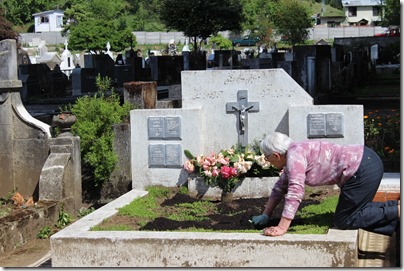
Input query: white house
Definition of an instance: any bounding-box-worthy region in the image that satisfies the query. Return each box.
[33,9,64,33]
[342,0,385,26]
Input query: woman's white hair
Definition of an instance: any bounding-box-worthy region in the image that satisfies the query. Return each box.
[260,132,293,156]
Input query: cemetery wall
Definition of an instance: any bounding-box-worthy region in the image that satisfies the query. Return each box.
[19,27,388,46]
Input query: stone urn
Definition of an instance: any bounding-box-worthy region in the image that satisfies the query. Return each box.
[53,111,77,137]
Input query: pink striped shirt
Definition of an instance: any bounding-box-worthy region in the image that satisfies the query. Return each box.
[270,141,364,219]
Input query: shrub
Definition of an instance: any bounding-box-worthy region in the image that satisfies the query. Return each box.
[68,75,132,186]
[364,109,400,171]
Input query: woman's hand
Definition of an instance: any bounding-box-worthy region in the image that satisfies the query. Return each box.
[262,216,292,237]
[263,225,287,236]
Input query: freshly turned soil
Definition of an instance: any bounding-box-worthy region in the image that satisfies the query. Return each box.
[99,186,341,231]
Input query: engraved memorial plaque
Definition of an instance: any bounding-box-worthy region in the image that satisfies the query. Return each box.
[148,144,165,167]
[326,113,344,138]
[165,144,182,168]
[148,117,165,139]
[164,116,182,140]
[307,113,326,138]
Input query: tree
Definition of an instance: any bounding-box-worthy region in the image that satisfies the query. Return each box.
[0,7,19,42]
[64,0,135,52]
[159,0,244,53]
[272,0,312,45]
[0,0,52,26]
[383,0,400,26]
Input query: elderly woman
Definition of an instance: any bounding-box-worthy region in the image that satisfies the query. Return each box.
[251,132,400,237]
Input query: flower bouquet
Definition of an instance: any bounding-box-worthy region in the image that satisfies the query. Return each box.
[183,143,279,199]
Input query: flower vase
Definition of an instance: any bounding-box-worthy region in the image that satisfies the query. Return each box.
[221,190,234,203]
[52,111,77,137]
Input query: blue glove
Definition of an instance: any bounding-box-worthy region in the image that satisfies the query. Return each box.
[250,214,269,226]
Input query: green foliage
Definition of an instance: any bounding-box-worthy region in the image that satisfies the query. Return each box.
[178,186,189,195]
[383,0,400,27]
[272,0,313,45]
[91,224,133,231]
[64,0,136,52]
[0,0,50,26]
[166,201,217,221]
[364,109,400,169]
[78,207,96,218]
[56,208,73,228]
[37,226,52,239]
[208,34,233,50]
[118,187,170,219]
[159,0,244,52]
[69,75,132,186]
[288,195,339,234]
[0,7,20,42]
[94,186,335,234]
[0,206,11,219]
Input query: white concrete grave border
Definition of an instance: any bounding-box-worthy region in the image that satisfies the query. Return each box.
[50,188,358,267]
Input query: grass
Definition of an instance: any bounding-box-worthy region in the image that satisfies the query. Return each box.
[289,195,339,234]
[91,186,338,234]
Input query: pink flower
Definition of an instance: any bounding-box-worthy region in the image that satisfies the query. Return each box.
[183,160,195,172]
[218,153,229,165]
[221,166,238,179]
[203,170,212,177]
[212,166,219,177]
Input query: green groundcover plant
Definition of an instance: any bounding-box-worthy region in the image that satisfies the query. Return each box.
[92,186,338,234]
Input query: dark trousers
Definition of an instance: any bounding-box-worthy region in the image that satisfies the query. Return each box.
[333,146,399,236]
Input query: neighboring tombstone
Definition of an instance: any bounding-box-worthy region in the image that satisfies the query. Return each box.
[84,54,114,79]
[17,48,31,65]
[47,64,68,97]
[114,64,134,88]
[370,44,378,65]
[35,41,61,70]
[115,54,124,65]
[157,56,183,86]
[130,68,364,190]
[123,81,157,109]
[148,55,158,81]
[0,39,51,198]
[182,39,190,71]
[71,66,98,96]
[105,42,114,60]
[213,50,232,68]
[18,63,51,100]
[60,41,75,79]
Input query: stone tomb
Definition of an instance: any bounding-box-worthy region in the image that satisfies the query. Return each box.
[131,68,363,191]
[51,68,364,267]
[50,189,358,267]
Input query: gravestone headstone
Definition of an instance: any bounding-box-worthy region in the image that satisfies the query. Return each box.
[0,39,51,198]
[71,67,97,96]
[130,68,364,190]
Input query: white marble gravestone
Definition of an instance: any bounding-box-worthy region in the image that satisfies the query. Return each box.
[130,68,363,190]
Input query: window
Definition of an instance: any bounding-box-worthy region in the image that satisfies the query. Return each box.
[373,6,381,16]
[56,16,63,27]
[40,16,49,23]
[348,7,357,17]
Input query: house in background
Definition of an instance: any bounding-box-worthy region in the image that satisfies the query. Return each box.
[342,0,385,26]
[33,9,64,33]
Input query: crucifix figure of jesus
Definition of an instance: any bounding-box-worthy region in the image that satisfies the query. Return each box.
[226,90,260,147]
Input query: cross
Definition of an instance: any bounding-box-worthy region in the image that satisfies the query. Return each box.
[226,90,260,147]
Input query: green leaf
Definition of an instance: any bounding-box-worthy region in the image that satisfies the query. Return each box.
[184,150,195,160]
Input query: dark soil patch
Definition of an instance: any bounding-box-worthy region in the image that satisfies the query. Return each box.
[99,186,341,232]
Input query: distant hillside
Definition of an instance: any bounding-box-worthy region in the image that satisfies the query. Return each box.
[301,0,344,17]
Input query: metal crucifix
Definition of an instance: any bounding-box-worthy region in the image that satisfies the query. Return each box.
[226,90,260,147]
